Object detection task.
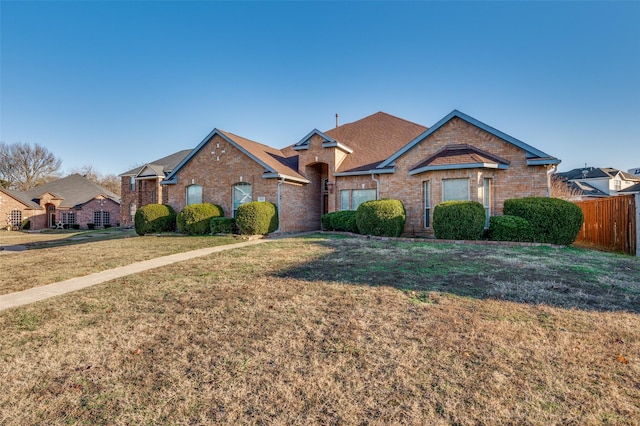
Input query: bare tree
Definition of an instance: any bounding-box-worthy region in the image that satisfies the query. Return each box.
[0,142,62,190]
[68,164,121,197]
[550,175,583,201]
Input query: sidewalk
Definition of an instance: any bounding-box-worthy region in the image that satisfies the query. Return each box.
[0,238,272,312]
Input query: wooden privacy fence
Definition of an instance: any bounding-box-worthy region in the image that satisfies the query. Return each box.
[574,194,637,255]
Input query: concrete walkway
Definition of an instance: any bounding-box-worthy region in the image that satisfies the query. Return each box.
[0,238,272,312]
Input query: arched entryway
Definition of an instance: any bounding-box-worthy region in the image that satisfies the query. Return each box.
[305,162,330,228]
[45,204,56,228]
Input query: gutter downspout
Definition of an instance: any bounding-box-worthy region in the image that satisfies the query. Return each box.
[547,164,558,197]
[371,172,380,199]
[276,178,284,233]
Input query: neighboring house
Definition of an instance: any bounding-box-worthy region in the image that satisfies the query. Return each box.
[122,110,560,236]
[619,182,640,194]
[556,167,640,199]
[119,149,191,227]
[0,174,120,230]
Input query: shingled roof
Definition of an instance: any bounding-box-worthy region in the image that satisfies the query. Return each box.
[120,149,192,177]
[322,112,428,173]
[409,144,510,175]
[22,174,120,208]
[0,188,43,209]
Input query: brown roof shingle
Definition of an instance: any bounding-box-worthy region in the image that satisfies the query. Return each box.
[322,112,428,172]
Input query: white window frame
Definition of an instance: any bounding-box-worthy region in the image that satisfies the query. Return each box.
[423,181,431,228]
[340,190,350,211]
[351,189,377,210]
[233,182,252,217]
[130,177,136,191]
[186,184,203,206]
[130,202,137,222]
[10,210,21,227]
[483,178,491,228]
[442,178,470,202]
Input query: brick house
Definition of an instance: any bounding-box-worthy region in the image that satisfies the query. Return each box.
[119,149,191,227]
[122,110,560,235]
[0,174,120,230]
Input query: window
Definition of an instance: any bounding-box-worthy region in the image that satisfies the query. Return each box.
[9,210,21,227]
[93,211,110,227]
[130,177,136,191]
[62,212,76,225]
[233,182,252,217]
[186,184,203,205]
[340,190,350,210]
[423,181,431,228]
[130,202,137,222]
[614,179,622,191]
[442,178,469,202]
[352,189,376,210]
[483,178,491,228]
[340,189,376,210]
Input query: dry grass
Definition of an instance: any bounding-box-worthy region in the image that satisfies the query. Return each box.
[0,235,639,425]
[0,229,237,294]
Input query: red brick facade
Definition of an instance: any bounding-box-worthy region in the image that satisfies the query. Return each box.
[124,111,558,235]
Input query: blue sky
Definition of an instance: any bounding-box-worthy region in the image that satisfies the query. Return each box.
[1,1,639,177]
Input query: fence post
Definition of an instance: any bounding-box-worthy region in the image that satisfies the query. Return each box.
[636,194,640,257]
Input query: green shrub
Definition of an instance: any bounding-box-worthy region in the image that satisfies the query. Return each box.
[134,204,176,236]
[177,203,224,235]
[488,215,534,242]
[355,199,406,237]
[432,201,485,240]
[71,223,80,230]
[103,223,112,229]
[210,217,237,234]
[87,223,95,230]
[321,213,332,230]
[21,219,30,230]
[322,210,359,233]
[235,201,278,235]
[504,197,583,245]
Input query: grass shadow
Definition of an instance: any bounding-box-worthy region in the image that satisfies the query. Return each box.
[274,234,640,314]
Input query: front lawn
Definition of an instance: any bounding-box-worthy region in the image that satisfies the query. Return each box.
[0,235,638,424]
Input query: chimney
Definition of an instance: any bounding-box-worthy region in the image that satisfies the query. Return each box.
[335,113,339,128]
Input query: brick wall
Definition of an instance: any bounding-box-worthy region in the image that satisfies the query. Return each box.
[0,192,44,230]
[120,176,164,227]
[74,197,121,228]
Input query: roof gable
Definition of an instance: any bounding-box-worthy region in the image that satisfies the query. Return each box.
[379,110,559,169]
[163,129,309,184]
[120,149,192,176]
[0,188,43,209]
[316,111,427,173]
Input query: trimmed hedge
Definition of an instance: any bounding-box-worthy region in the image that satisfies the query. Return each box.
[322,210,359,233]
[235,201,278,235]
[177,203,224,235]
[134,204,176,236]
[355,199,406,237]
[210,217,236,234]
[433,201,485,240]
[21,219,30,230]
[503,197,583,245]
[488,215,534,242]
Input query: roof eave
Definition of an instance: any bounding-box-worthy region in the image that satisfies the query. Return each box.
[261,173,310,184]
[333,168,396,177]
[527,158,561,166]
[409,163,509,176]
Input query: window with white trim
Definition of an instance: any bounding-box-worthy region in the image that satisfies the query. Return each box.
[94,211,103,227]
[186,184,203,205]
[233,182,252,217]
[614,179,622,191]
[340,190,350,210]
[483,178,491,228]
[423,181,431,228]
[352,189,376,210]
[442,178,470,202]
[9,210,21,227]
[62,212,76,225]
[130,177,136,191]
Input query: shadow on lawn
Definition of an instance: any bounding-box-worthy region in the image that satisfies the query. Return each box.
[16,229,138,250]
[274,236,640,314]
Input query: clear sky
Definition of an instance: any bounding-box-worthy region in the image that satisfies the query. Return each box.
[1,1,639,177]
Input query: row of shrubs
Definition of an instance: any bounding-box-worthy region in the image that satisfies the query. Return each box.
[433,197,583,246]
[134,201,279,236]
[322,199,407,237]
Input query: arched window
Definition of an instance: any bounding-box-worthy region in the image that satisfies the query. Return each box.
[186,184,203,205]
[233,182,252,217]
